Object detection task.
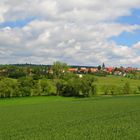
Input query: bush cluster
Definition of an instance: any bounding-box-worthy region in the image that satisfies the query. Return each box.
[0,74,98,98]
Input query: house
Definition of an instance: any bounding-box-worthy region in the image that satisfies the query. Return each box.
[89,68,98,73]
[126,67,136,72]
[80,67,88,73]
[106,67,114,74]
[68,68,78,73]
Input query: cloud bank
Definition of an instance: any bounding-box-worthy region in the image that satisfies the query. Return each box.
[0,0,140,66]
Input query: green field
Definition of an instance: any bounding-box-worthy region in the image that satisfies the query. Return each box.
[95,76,140,94]
[0,95,140,140]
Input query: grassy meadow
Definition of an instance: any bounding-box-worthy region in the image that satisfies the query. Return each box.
[95,75,140,94]
[0,95,140,140]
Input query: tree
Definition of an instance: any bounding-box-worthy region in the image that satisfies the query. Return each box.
[102,63,105,70]
[55,79,66,96]
[8,70,26,79]
[39,79,56,96]
[0,78,19,98]
[58,75,96,97]
[52,61,68,79]
[55,78,82,97]
[98,65,101,71]
[80,78,91,97]
[63,78,81,97]
[18,77,35,97]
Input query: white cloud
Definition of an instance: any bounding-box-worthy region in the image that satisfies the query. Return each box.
[0,0,140,66]
[0,2,9,22]
[133,41,140,49]
[0,27,21,46]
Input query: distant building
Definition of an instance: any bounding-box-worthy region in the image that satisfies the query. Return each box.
[106,67,114,74]
[80,67,88,73]
[89,68,98,73]
[68,68,78,73]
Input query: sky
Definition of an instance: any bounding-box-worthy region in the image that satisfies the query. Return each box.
[0,0,140,67]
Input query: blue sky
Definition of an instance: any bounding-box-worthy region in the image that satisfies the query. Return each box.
[110,29,140,47]
[110,9,140,47]
[117,9,140,25]
[0,17,36,28]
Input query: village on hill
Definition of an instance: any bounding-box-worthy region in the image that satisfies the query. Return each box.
[0,62,140,79]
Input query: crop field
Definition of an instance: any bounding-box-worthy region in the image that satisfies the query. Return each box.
[0,95,140,140]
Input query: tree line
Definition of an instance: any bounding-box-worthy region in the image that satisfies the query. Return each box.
[0,61,140,98]
[0,74,97,98]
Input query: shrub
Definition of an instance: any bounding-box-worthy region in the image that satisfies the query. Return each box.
[123,82,131,94]
[39,79,56,96]
[0,78,19,98]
